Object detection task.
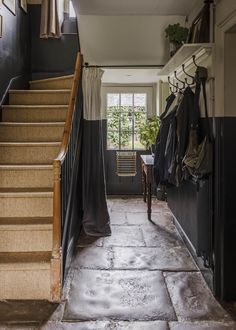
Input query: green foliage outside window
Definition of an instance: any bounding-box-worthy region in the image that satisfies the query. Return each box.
[107,105,146,149]
[138,116,161,150]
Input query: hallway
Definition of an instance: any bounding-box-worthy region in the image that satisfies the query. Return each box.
[41,198,235,329]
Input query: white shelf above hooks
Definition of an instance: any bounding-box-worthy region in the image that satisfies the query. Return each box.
[159,43,214,77]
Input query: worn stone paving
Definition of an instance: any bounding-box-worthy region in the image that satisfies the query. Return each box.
[2,198,236,329]
[41,198,236,329]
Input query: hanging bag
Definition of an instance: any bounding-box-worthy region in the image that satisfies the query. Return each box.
[183,66,213,179]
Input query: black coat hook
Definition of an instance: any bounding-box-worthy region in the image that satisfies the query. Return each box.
[174,71,185,89]
[168,76,178,93]
[182,64,195,86]
[192,55,199,69]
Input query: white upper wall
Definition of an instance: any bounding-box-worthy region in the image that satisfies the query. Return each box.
[78,15,186,66]
[74,0,200,66]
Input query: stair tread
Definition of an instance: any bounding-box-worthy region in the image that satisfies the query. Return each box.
[0,122,65,126]
[0,223,52,230]
[0,217,52,225]
[9,89,70,93]
[0,187,53,192]
[0,188,53,197]
[0,164,53,169]
[0,251,51,265]
[2,105,68,108]
[30,74,73,84]
[0,142,60,146]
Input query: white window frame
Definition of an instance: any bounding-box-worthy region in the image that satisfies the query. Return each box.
[102,85,155,151]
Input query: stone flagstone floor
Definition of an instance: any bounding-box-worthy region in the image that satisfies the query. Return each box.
[2,198,236,329]
[40,198,236,330]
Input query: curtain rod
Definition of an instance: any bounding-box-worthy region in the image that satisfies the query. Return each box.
[83,64,164,68]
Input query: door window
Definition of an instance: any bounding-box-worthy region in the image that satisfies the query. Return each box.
[104,87,153,150]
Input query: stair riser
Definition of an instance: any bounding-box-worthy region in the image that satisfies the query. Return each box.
[0,269,51,299]
[0,196,53,217]
[0,168,53,188]
[0,229,52,252]
[9,92,70,105]
[2,107,67,122]
[0,145,60,164]
[30,78,73,90]
[0,126,64,142]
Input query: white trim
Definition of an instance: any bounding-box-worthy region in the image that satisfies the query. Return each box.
[102,86,155,150]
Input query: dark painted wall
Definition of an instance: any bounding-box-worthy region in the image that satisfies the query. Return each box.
[0,3,31,103]
[0,4,80,101]
[168,116,236,301]
[105,150,146,195]
[29,5,79,80]
[167,117,214,293]
[168,177,212,258]
[214,117,236,301]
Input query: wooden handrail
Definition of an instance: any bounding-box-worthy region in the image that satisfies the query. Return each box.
[51,52,82,301]
[55,52,82,164]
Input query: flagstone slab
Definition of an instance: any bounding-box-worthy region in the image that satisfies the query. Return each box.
[72,247,113,270]
[64,269,176,321]
[165,272,232,322]
[169,321,236,330]
[112,321,169,330]
[103,226,145,247]
[141,223,184,248]
[109,211,127,225]
[41,321,111,330]
[112,246,197,271]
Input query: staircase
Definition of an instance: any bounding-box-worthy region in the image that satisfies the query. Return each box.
[0,74,74,301]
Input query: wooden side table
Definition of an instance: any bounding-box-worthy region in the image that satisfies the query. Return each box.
[140,155,154,220]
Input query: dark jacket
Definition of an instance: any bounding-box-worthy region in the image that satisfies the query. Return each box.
[153,94,176,186]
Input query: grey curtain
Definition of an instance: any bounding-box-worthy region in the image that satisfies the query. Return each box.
[40,0,61,39]
[82,68,111,237]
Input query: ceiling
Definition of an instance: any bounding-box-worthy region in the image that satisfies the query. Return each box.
[75,0,199,16]
[102,68,162,84]
[75,0,201,74]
